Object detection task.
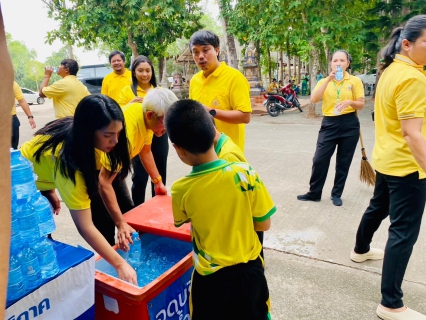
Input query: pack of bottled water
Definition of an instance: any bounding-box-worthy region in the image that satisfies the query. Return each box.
[7,149,59,303]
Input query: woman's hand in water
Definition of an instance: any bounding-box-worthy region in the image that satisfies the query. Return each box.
[116,221,136,252]
[116,261,137,285]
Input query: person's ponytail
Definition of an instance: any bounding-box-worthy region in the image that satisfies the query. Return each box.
[381,27,403,71]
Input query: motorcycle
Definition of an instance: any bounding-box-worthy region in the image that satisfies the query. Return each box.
[263,83,303,117]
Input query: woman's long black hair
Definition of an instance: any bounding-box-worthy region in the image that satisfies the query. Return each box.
[130,55,157,96]
[382,15,426,71]
[33,94,131,196]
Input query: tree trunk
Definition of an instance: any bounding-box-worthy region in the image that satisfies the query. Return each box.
[67,45,74,60]
[219,0,238,69]
[127,30,138,60]
[302,11,320,118]
[287,36,292,79]
[279,51,284,83]
[158,57,165,83]
[255,41,262,80]
[267,48,272,82]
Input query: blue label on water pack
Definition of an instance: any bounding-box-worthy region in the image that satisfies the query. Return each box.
[148,267,193,320]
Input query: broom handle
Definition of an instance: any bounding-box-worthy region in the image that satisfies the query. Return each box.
[351,78,366,151]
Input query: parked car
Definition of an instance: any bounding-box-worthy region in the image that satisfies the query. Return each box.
[78,64,111,94]
[18,88,45,105]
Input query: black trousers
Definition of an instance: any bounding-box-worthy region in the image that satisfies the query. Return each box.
[131,133,169,206]
[191,257,269,320]
[308,112,359,198]
[90,175,134,246]
[11,115,20,149]
[354,171,426,308]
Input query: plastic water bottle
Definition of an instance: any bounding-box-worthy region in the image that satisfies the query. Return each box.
[10,217,22,255]
[10,149,37,201]
[17,199,41,244]
[128,232,142,270]
[34,236,59,279]
[20,246,42,290]
[30,191,56,236]
[335,65,344,81]
[7,253,25,302]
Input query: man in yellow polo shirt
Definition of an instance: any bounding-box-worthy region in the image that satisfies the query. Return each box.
[39,59,90,118]
[189,30,252,152]
[101,51,132,102]
[11,81,36,149]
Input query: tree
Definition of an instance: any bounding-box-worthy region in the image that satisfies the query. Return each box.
[42,0,203,81]
[6,33,43,90]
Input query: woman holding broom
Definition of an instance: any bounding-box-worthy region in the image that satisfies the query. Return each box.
[297,50,365,206]
[351,15,426,320]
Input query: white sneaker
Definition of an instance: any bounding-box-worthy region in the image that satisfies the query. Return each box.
[350,248,384,263]
[377,305,426,320]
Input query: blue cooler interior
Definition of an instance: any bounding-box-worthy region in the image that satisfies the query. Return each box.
[96,233,192,288]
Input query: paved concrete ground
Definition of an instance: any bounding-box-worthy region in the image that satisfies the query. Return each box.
[16,98,426,320]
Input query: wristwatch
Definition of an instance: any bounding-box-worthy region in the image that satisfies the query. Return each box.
[209,109,217,117]
[152,175,162,184]
[28,116,34,119]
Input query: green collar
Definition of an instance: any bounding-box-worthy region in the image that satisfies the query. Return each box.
[214,133,228,154]
[189,159,229,177]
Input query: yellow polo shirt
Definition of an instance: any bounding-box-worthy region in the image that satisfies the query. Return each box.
[215,133,247,162]
[372,54,426,178]
[101,69,132,102]
[117,84,154,107]
[21,135,103,210]
[314,72,364,116]
[172,159,276,275]
[42,75,90,119]
[189,62,252,151]
[11,82,24,116]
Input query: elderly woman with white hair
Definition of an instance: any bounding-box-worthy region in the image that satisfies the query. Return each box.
[98,87,179,251]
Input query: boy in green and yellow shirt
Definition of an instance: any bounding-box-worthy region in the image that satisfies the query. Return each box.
[165,99,275,320]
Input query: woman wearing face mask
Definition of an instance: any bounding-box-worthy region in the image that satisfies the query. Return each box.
[117,55,169,207]
[351,15,426,320]
[20,95,137,284]
[297,50,365,206]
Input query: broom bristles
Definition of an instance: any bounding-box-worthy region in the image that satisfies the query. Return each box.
[360,158,376,187]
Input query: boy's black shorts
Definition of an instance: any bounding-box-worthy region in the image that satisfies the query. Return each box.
[191,256,269,320]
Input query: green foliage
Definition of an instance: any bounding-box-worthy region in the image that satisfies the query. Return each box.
[42,0,204,60]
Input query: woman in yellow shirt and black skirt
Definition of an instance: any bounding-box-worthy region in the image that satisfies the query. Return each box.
[297,50,365,206]
[351,15,426,320]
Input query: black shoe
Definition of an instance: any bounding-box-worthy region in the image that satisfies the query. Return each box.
[330,196,342,206]
[297,193,321,202]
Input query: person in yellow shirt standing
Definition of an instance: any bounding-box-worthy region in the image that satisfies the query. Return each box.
[11,81,36,149]
[351,15,426,320]
[101,51,132,102]
[39,59,90,118]
[297,50,365,206]
[189,30,251,152]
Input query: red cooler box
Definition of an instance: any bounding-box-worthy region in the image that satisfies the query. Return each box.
[94,196,193,320]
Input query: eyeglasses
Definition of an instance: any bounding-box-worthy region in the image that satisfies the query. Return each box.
[155,113,164,125]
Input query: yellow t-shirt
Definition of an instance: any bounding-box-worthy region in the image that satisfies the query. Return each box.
[268,82,279,93]
[172,159,276,276]
[215,133,247,162]
[189,62,252,151]
[117,84,153,107]
[314,72,364,116]
[101,69,132,102]
[42,75,90,119]
[20,135,103,210]
[11,81,24,116]
[372,54,426,178]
